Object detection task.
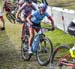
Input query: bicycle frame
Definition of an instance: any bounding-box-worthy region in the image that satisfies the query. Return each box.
[31,26,52,52]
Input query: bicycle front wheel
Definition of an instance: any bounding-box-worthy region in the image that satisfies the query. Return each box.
[36,37,53,66]
[50,45,72,69]
[21,30,31,61]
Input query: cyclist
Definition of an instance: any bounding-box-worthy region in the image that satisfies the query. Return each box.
[16,0,37,41]
[27,3,55,54]
[68,18,75,58]
[0,9,5,30]
[3,0,12,17]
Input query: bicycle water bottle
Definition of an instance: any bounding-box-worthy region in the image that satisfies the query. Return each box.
[31,34,40,52]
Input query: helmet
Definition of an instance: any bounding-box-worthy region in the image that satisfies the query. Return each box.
[26,0,32,3]
[38,3,47,11]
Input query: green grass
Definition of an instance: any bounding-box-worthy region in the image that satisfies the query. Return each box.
[41,23,75,48]
[45,29,75,47]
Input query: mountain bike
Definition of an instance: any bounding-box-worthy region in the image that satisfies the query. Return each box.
[21,23,53,66]
[50,24,75,69]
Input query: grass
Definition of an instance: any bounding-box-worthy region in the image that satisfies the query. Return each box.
[41,23,75,48]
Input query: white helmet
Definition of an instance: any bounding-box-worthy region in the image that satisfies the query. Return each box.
[38,3,47,11]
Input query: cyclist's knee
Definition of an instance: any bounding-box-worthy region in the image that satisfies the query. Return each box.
[30,34,34,39]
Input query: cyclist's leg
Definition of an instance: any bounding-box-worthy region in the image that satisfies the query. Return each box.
[0,16,5,30]
[21,14,27,41]
[34,23,41,32]
[28,27,35,53]
[21,23,26,41]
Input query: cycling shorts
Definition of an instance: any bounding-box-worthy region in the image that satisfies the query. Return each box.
[0,16,3,19]
[32,22,41,27]
[31,22,41,32]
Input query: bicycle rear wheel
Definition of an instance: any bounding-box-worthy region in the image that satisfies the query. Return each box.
[50,45,72,69]
[36,35,53,66]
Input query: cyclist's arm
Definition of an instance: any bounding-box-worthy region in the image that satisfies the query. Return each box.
[48,16,54,28]
[27,14,33,25]
[16,3,26,18]
[45,12,55,29]
[27,11,38,25]
[16,10,20,19]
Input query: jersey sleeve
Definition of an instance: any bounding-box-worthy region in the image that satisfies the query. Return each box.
[45,12,50,17]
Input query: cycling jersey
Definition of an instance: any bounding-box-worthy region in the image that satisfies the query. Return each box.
[31,10,49,24]
[3,1,11,12]
[19,3,36,18]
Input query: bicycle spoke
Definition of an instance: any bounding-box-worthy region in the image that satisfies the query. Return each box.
[36,37,53,66]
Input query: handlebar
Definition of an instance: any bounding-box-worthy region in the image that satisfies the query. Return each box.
[16,18,55,32]
[31,25,53,31]
[30,25,54,35]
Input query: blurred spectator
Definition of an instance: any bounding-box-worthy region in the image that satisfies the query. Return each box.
[0,9,5,30]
